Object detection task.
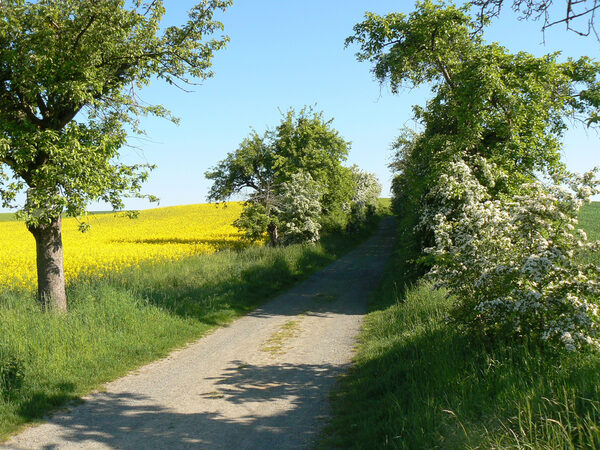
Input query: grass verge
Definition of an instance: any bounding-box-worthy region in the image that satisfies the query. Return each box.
[0,217,380,441]
[322,202,600,449]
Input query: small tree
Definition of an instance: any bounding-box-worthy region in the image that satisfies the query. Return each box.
[206,107,351,245]
[0,0,231,311]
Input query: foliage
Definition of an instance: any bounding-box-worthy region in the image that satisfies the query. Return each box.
[206,130,277,209]
[0,203,246,290]
[0,0,231,224]
[348,0,600,351]
[274,172,323,245]
[232,202,273,244]
[424,157,600,351]
[206,106,352,244]
[272,108,351,212]
[347,166,381,229]
[349,0,600,259]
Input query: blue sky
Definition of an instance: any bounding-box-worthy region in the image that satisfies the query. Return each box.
[13,0,600,211]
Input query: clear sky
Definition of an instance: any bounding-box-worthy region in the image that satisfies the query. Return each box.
[6,1,599,211]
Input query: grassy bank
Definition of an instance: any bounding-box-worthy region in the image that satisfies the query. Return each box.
[0,217,380,441]
[323,202,600,449]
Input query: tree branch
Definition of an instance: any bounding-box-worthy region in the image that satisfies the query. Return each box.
[72,14,97,52]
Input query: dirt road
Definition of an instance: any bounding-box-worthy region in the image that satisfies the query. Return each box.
[4,217,396,449]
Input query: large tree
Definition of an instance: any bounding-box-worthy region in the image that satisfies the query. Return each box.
[0,0,231,311]
[347,0,600,264]
[205,107,353,245]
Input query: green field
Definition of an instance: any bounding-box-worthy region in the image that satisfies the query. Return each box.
[580,202,600,239]
[322,201,600,449]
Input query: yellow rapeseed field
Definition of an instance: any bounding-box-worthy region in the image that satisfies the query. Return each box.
[0,203,246,290]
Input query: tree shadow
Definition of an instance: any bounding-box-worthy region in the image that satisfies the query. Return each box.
[17,382,79,420]
[12,362,347,449]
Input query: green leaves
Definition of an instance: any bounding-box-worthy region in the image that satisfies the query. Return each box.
[347,1,479,92]
[0,0,231,223]
[206,106,351,208]
[206,107,353,245]
[350,1,600,269]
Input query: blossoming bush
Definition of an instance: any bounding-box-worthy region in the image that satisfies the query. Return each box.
[348,166,382,228]
[424,156,600,351]
[275,172,323,245]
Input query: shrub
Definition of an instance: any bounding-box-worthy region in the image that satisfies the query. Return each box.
[274,172,323,245]
[424,156,600,351]
[347,166,381,230]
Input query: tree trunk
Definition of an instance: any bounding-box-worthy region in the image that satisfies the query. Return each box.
[267,222,279,246]
[27,216,67,312]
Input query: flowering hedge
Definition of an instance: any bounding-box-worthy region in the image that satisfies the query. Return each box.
[349,166,382,225]
[423,157,600,351]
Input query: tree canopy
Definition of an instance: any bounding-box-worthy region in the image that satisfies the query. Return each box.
[347,0,600,266]
[206,107,350,206]
[0,0,231,222]
[206,107,354,245]
[0,0,231,310]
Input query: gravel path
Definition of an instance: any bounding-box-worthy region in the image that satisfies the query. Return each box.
[4,217,397,450]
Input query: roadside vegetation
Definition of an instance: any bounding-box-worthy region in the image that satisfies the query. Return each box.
[0,203,384,441]
[206,106,382,246]
[323,202,600,449]
[323,0,600,447]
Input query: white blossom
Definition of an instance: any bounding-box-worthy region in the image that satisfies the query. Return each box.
[423,155,600,352]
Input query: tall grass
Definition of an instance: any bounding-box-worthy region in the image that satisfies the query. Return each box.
[0,219,379,441]
[322,202,600,449]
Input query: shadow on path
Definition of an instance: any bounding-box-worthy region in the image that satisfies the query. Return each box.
[19,362,345,450]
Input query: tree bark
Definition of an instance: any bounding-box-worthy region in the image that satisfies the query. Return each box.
[267,222,279,246]
[27,216,67,312]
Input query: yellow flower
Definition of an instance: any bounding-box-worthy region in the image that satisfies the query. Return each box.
[0,203,247,290]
